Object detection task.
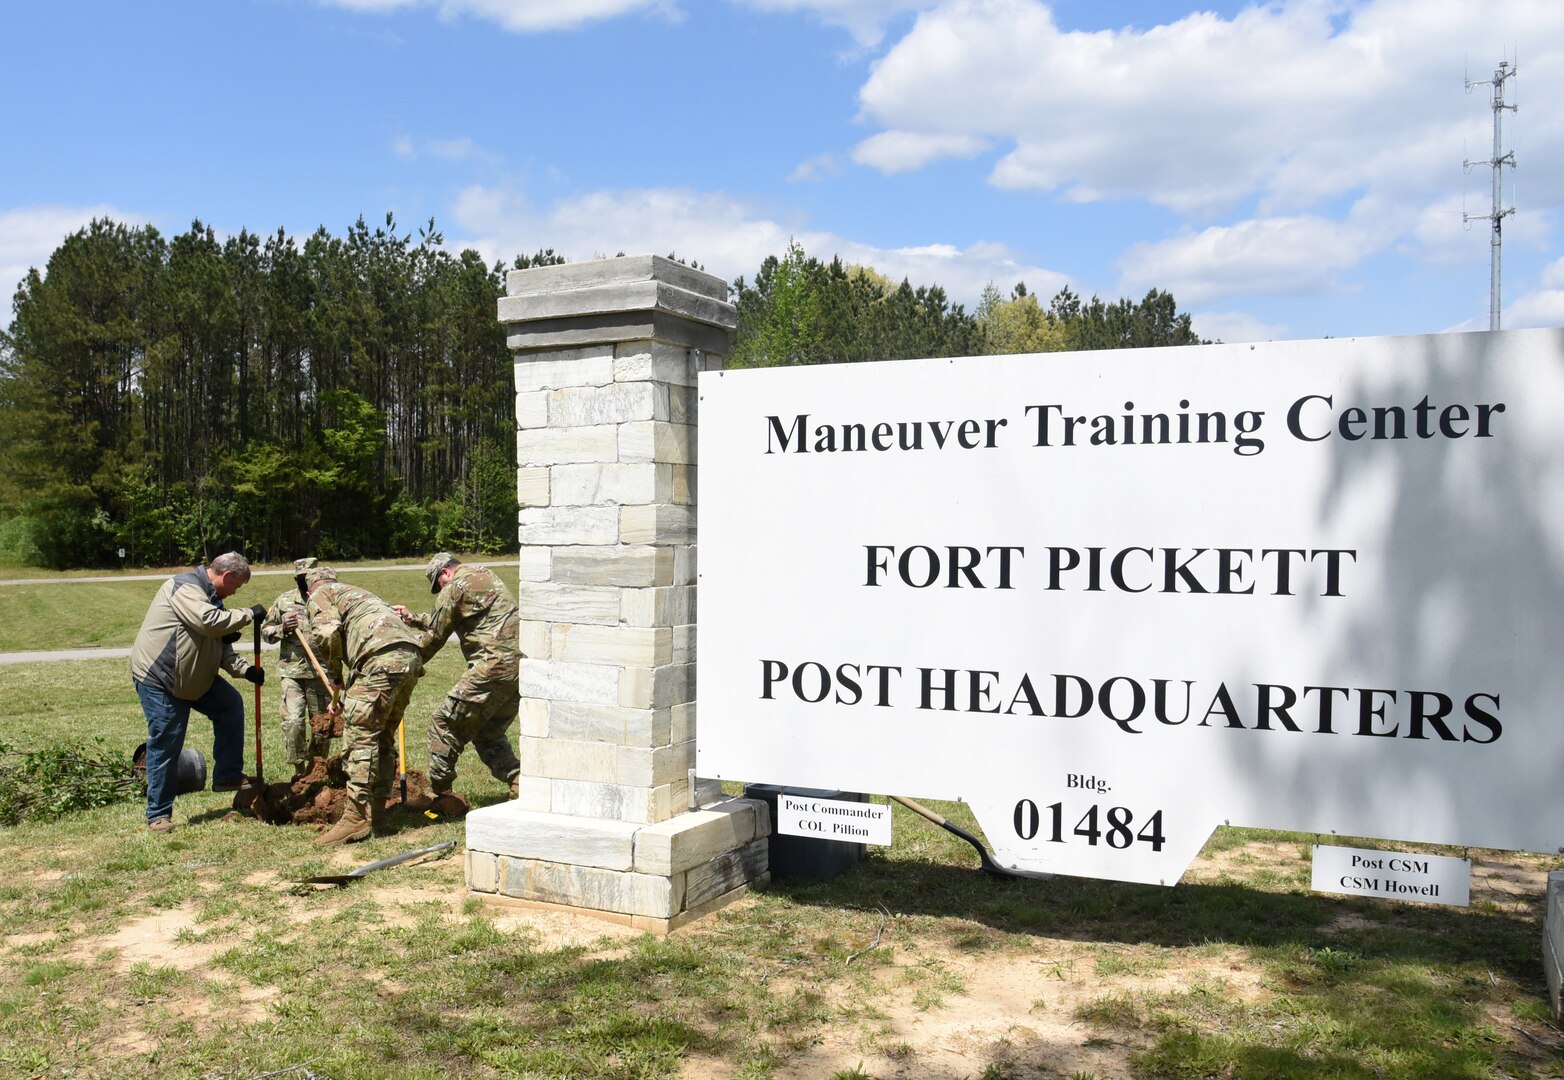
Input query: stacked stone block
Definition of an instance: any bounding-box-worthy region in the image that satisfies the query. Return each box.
[465,254,769,930]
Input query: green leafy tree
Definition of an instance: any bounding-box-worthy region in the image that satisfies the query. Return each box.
[732,240,823,367]
[1,213,538,568]
[977,282,1069,354]
[733,241,983,367]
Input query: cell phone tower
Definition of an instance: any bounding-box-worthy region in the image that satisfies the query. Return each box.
[1464,59,1517,331]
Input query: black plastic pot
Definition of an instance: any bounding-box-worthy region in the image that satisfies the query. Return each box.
[130,743,208,795]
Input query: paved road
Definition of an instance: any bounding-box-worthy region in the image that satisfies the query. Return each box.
[0,564,425,587]
[0,642,283,665]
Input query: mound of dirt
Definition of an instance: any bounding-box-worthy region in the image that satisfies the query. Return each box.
[309,710,345,741]
[232,753,432,826]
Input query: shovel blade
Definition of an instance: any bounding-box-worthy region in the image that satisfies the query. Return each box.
[295,839,457,886]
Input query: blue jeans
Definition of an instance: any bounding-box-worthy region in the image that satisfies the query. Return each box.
[135,678,245,823]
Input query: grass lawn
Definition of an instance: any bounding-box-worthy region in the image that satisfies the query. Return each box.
[1,568,1562,1078]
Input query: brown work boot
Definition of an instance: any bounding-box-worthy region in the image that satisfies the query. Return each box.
[428,791,471,818]
[508,773,520,800]
[315,798,372,846]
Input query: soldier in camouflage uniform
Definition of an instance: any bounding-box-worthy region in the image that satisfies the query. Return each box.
[302,567,425,846]
[260,557,343,774]
[393,552,521,809]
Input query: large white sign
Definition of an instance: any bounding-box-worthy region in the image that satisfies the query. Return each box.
[696,329,1564,885]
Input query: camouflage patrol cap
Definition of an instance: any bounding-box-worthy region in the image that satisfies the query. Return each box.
[305,566,338,588]
[425,552,459,594]
[292,557,319,573]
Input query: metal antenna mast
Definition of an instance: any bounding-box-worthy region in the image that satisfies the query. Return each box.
[1464,59,1517,331]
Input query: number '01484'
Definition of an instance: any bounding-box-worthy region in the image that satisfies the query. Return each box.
[1013,800,1166,851]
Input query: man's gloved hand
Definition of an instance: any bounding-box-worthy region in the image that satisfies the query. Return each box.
[222,631,242,644]
[249,603,267,622]
[243,667,265,686]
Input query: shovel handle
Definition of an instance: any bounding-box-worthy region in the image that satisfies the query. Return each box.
[294,627,340,709]
[890,796,1039,879]
[397,719,407,801]
[252,618,263,781]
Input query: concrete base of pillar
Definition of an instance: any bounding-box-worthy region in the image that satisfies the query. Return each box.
[465,795,771,934]
[470,875,767,935]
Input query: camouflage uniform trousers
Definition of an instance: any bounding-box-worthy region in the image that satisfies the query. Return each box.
[426,674,521,792]
[279,675,334,768]
[340,645,424,805]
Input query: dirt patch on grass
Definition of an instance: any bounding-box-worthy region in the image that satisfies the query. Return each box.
[1186,839,1304,883]
[2,930,64,951]
[678,840,1559,1078]
[73,903,223,972]
[1472,854,1551,915]
[488,906,647,950]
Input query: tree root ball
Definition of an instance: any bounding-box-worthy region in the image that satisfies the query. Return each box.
[231,754,432,826]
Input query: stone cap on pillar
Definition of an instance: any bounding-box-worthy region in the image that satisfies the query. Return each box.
[500,254,736,356]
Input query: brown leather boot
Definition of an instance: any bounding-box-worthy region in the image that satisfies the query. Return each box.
[508,774,520,800]
[428,792,470,818]
[315,798,372,846]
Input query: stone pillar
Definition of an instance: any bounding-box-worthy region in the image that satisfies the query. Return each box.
[1548,871,1564,1022]
[464,255,770,932]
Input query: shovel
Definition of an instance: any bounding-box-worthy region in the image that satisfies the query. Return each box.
[890,796,1051,881]
[297,839,457,886]
[251,615,264,782]
[397,718,408,805]
[294,628,340,712]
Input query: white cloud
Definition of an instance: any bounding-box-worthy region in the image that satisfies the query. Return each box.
[1117,213,1390,305]
[1507,256,1564,328]
[1188,310,1288,345]
[1410,193,1492,265]
[857,0,1564,218]
[322,0,679,32]
[848,0,1564,314]
[1,205,130,312]
[852,130,989,173]
[733,0,939,47]
[392,134,497,163]
[789,153,841,182]
[448,181,1063,305]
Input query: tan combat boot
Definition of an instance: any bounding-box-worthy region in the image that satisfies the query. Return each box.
[427,779,470,818]
[369,798,390,836]
[315,798,372,846]
[509,774,520,800]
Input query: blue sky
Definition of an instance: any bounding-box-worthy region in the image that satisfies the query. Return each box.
[3,0,1561,343]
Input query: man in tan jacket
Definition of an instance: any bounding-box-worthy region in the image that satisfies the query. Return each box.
[129,552,267,833]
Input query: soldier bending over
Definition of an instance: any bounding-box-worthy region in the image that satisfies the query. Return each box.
[261,556,342,774]
[301,567,424,846]
[394,552,521,813]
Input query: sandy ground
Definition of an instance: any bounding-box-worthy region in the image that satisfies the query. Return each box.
[9,839,1561,1079]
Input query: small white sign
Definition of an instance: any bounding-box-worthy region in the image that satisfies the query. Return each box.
[777,794,892,846]
[1311,845,1470,907]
